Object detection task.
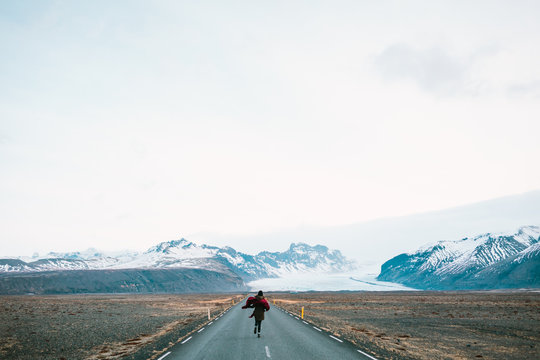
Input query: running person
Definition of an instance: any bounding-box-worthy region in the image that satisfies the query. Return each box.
[242,290,270,337]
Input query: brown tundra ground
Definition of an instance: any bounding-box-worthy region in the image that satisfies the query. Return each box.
[0,293,245,360]
[272,291,540,360]
[1,291,538,360]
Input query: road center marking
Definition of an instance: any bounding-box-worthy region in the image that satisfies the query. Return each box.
[357,349,379,360]
[156,352,171,360]
[265,345,271,358]
[181,336,192,344]
[329,335,343,343]
[197,328,205,333]
[313,326,322,331]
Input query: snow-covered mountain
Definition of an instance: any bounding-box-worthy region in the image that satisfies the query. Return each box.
[0,240,355,281]
[0,258,90,272]
[377,225,540,290]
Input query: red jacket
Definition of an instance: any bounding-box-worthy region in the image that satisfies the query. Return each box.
[242,295,270,320]
[242,296,270,311]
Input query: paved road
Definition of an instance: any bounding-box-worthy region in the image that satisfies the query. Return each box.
[158,300,378,360]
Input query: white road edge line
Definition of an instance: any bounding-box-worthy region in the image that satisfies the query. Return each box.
[357,349,379,360]
[156,351,171,360]
[313,327,322,331]
[197,328,205,333]
[181,336,192,344]
[294,317,299,320]
[265,345,271,358]
[302,321,308,324]
[329,335,343,343]
[208,321,213,325]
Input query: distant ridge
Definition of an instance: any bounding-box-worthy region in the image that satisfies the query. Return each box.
[0,241,354,294]
[0,240,353,279]
[0,268,245,295]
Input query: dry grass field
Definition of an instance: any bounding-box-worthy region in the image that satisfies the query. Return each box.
[271,291,540,360]
[0,293,245,360]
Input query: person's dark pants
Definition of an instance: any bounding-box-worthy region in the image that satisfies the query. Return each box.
[254,319,262,333]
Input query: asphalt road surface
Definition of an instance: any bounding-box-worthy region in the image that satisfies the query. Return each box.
[158,300,378,360]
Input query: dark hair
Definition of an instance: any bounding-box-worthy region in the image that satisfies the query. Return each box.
[257,290,263,296]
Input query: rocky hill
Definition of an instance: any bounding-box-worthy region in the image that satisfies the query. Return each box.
[377,226,540,290]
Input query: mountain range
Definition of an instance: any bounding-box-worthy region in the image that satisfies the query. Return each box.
[2,225,539,294]
[377,225,540,290]
[0,241,354,294]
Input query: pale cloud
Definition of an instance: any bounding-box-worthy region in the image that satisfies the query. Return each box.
[507,80,540,98]
[374,43,470,96]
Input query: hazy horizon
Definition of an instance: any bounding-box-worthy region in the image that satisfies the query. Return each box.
[4,190,539,261]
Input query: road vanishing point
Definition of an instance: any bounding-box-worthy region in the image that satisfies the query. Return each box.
[156,299,379,360]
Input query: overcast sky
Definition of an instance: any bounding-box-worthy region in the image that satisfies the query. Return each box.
[1,1,540,257]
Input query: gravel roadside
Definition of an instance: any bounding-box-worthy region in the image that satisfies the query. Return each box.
[272,291,540,360]
[0,293,245,360]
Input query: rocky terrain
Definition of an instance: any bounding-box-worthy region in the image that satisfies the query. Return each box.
[0,293,245,360]
[274,291,540,360]
[378,226,540,290]
[2,291,539,360]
